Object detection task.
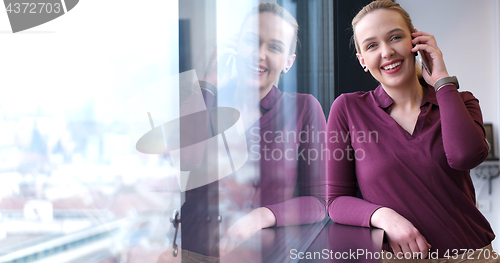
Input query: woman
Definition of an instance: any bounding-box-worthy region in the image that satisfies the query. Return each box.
[327,0,496,261]
[194,3,327,257]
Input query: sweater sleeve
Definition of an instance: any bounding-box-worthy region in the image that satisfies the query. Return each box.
[265,95,327,227]
[326,94,382,228]
[436,84,489,170]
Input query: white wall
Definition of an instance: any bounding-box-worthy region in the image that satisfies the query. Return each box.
[398,0,500,250]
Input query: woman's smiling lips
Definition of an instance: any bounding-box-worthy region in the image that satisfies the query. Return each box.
[249,65,269,76]
[381,59,403,74]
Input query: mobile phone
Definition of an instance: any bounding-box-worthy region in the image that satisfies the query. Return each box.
[417,50,432,76]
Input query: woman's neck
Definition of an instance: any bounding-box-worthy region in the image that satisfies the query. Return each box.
[233,81,273,126]
[382,76,424,111]
[259,84,274,101]
[235,80,274,102]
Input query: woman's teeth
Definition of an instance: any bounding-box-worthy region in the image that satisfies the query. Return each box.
[251,66,267,72]
[383,61,401,70]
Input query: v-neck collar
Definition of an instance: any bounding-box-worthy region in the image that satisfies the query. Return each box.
[373,84,438,111]
[260,85,282,114]
[372,84,438,139]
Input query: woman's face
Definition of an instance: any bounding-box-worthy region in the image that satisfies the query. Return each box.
[236,12,296,91]
[355,9,416,89]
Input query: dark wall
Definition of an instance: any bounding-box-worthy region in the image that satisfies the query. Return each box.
[179,19,191,73]
[291,0,380,120]
[179,0,220,258]
[294,0,335,119]
[333,0,379,99]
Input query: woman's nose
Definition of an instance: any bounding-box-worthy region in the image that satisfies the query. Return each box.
[381,43,395,58]
[256,44,266,60]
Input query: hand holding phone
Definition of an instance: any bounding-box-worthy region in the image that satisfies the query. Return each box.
[417,50,432,76]
[412,29,453,86]
[203,38,238,89]
[412,29,431,76]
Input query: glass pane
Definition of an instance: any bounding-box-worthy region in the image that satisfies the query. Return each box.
[0,1,181,262]
[176,0,331,262]
[1,0,335,262]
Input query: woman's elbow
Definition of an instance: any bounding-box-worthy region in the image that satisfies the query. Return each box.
[326,197,342,221]
[447,145,489,170]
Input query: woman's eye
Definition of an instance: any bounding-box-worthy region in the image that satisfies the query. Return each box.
[270,45,282,52]
[391,36,401,41]
[243,36,258,45]
[366,43,376,50]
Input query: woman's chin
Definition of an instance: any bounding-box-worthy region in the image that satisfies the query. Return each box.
[239,75,261,88]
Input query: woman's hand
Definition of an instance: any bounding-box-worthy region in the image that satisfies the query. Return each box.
[411,29,450,87]
[202,36,238,88]
[219,207,276,257]
[371,207,431,259]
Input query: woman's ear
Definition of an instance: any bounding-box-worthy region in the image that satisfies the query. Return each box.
[283,54,296,73]
[356,53,368,72]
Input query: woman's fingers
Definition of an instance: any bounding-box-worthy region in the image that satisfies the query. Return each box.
[412,29,433,38]
[410,238,431,259]
[411,30,439,53]
[407,242,420,258]
[219,210,267,257]
[412,36,438,51]
[219,38,238,48]
[400,243,413,259]
[390,243,403,258]
[202,39,238,87]
[219,236,228,252]
[219,230,239,257]
[412,43,440,70]
[374,208,431,259]
[218,34,239,49]
[390,238,430,259]
[410,31,450,84]
[416,236,430,259]
[219,241,230,257]
[411,34,439,55]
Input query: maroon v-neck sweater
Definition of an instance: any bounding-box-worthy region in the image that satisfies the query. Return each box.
[327,84,494,257]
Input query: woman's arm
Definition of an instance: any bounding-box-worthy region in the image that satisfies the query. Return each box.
[265,95,328,227]
[219,95,327,255]
[326,94,381,227]
[437,86,488,170]
[411,30,488,170]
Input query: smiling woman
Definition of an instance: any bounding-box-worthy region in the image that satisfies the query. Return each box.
[326,0,497,262]
[173,3,328,261]
[235,9,297,98]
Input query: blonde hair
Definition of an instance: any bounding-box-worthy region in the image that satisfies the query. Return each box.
[351,0,425,85]
[243,3,299,55]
